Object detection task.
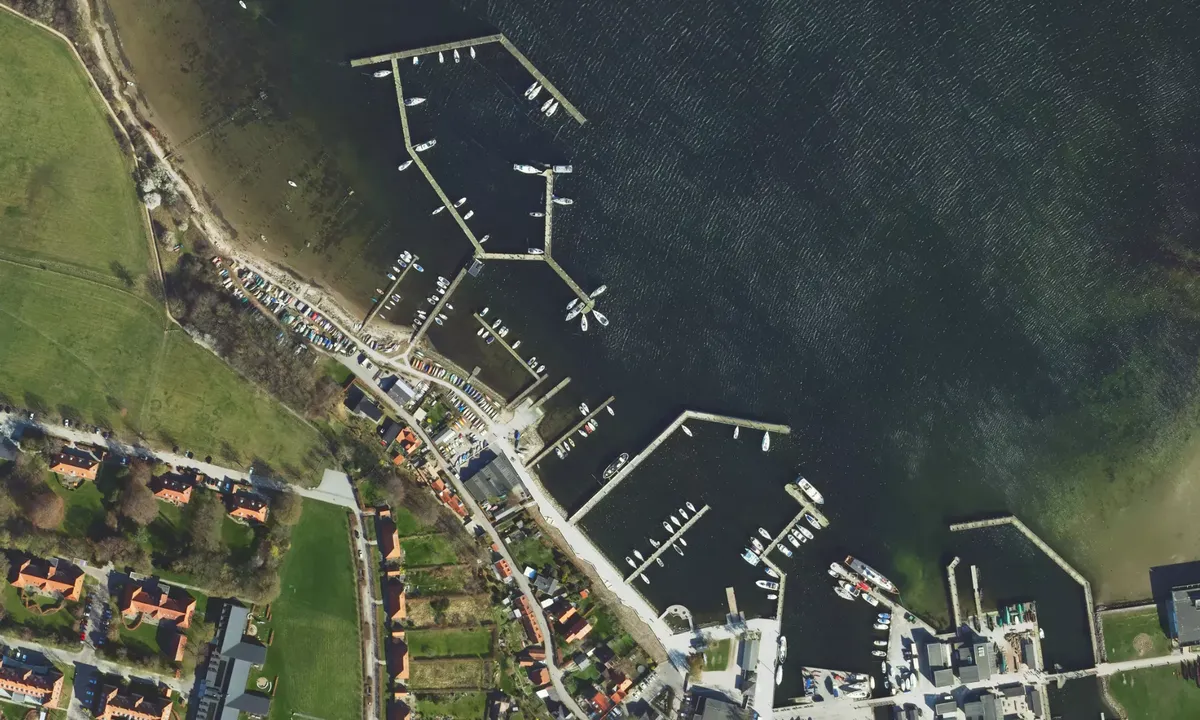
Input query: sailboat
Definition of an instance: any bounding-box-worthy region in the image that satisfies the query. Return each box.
[593,310,609,327]
[590,284,607,298]
[470,46,476,59]
[733,426,740,439]
[372,69,392,78]
[762,432,771,452]
[581,314,589,332]
[681,425,693,437]
[453,49,460,63]
[403,97,426,107]
[438,51,444,63]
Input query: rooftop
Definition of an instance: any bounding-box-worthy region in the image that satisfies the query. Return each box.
[463,453,525,504]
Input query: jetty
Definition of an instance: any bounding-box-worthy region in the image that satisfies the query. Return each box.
[507,374,548,410]
[569,411,791,523]
[624,505,709,582]
[971,564,984,625]
[951,514,1099,663]
[947,556,962,629]
[530,376,572,411]
[361,254,418,327]
[527,396,616,466]
[782,484,829,528]
[409,264,469,349]
[471,313,538,379]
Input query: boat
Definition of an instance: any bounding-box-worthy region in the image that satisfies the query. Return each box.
[839,581,861,598]
[827,567,840,578]
[434,318,443,326]
[775,666,783,685]
[372,69,392,78]
[877,613,890,621]
[670,515,681,527]
[762,432,771,451]
[463,210,475,220]
[593,310,609,327]
[476,328,485,337]
[480,234,490,243]
[873,623,890,631]
[846,556,900,594]
[386,273,396,281]
[403,97,426,107]
[511,340,520,349]
[796,476,824,504]
[590,284,607,299]
[492,318,503,328]
[756,580,779,591]
[764,567,779,579]
[766,593,777,600]
[414,139,437,152]
[552,164,573,174]
[678,538,687,547]
[398,160,414,171]
[607,405,614,415]
[529,85,543,100]
[498,327,509,337]
[663,521,672,532]
[546,101,559,116]
[287,180,298,187]
[470,46,476,59]
[412,56,419,65]
[674,545,684,556]
[446,303,454,310]
[777,545,793,558]
[567,298,580,311]
[566,305,583,321]
[757,528,771,540]
[531,212,546,219]
[806,513,821,530]
[552,196,574,206]
[835,585,855,601]
[579,402,590,414]
[528,248,544,255]
[871,650,886,659]
[733,426,740,439]
[679,507,688,520]
[454,197,467,208]
[779,636,788,661]
[874,640,888,648]
[555,447,565,459]
[750,538,764,553]
[681,425,693,437]
[686,501,696,513]
[524,82,539,98]
[603,453,629,479]
[863,594,879,607]
[540,98,554,112]
[581,314,588,331]
[633,550,644,561]
[787,535,801,548]
[741,549,760,566]
[656,557,664,567]
[797,527,813,541]
[649,538,660,548]
[485,335,494,345]
[640,574,649,585]
[453,49,460,63]
[625,557,635,568]
[414,263,425,273]
[480,307,489,316]
[431,206,445,215]
[567,439,575,449]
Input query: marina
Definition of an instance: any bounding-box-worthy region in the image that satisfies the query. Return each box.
[471,312,540,379]
[529,375,573,411]
[527,396,617,466]
[408,263,469,350]
[360,252,418,327]
[569,411,791,523]
[623,504,710,582]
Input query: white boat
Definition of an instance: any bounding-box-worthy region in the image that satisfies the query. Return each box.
[412,56,419,65]
[835,585,855,601]
[498,327,509,337]
[553,165,573,174]
[846,556,899,594]
[479,234,490,244]
[593,310,609,327]
[372,69,392,78]
[873,623,890,631]
[670,515,680,527]
[398,160,414,171]
[546,101,559,116]
[540,98,554,112]
[756,580,779,591]
[796,476,824,504]
[445,303,453,310]
[463,210,475,220]
[492,318,502,328]
[750,538,764,553]
[530,212,545,218]
[476,328,485,337]
[797,527,813,540]
[740,548,760,566]
[438,51,444,63]
[764,568,779,579]
[649,538,660,548]
[453,49,460,63]
[590,284,607,298]
[787,535,801,548]
[777,545,793,558]
[679,507,688,520]
[470,47,476,59]
[536,365,545,374]
[828,568,840,578]
[775,666,783,686]
[655,557,664,568]
[434,318,443,325]
[686,501,696,513]
[625,557,635,568]
[871,650,886,659]
[524,82,539,99]
[386,273,396,280]
[404,97,426,107]
[681,425,693,437]
[454,197,467,208]
[431,206,445,215]
[580,314,588,332]
[806,514,821,530]
[662,521,672,532]
[733,426,739,439]
[633,550,644,561]
[414,139,437,152]
[757,528,771,541]
[552,196,574,206]
[874,640,888,648]
[579,403,590,414]
[566,306,583,322]
[511,340,520,349]
[679,538,687,547]
[640,574,649,585]
[674,545,684,556]
[567,298,580,311]
[480,307,489,316]
[766,593,777,599]
[762,432,771,451]
[528,248,544,255]
[287,180,298,187]
[514,163,541,174]
[607,406,614,416]
[863,594,879,607]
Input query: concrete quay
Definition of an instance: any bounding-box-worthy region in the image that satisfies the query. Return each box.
[947,556,962,628]
[971,564,984,623]
[624,505,710,582]
[351,34,504,65]
[527,396,616,466]
[507,374,548,410]
[569,410,791,523]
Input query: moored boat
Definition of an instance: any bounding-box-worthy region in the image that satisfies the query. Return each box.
[686,501,696,513]
[846,556,900,594]
[741,549,760,566]
[796,475,824,504]
[372,69,392,78]
[670,515,681,527]
[805,513,821,530]
[871,650,886,659]
[514,163,541,174]
[414,139,437,152]
[625,557,635,568]
[603,453,630,479]
[756,580,779,591]
[757,528,771,540]
[398,159,414,171]
[764,567,779,579]
[777,545,793,558]
[404,97,426,107]
[593,310,609,327]
[633,550,644,561]
[681,424,693,437]
[797,527,813,541]
[750,538,764,553]
[762,432,771,451]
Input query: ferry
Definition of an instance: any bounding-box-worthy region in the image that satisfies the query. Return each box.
[454,197,467,208]
[398,160,414,171]
[593,310,609,327]
[372,69,392,78]
[681,424,693,437]
[757,580,779,591]
[757,528,771,541]
[846,556,899,594]
[552,196,574,206]
[796,476,824,504]
[463,210,475,220]
[805,513,821,530]
[762,432,771,452]
[414,139,437,152]
[749,538,764,553]
[514,163,541,174]
[404,97,426,107]
[686,501,696,513]
[553,165,573,174]
[590,284,608,298]
[431,206,445,215]
[741,549,760,566]
[777,545,793,558]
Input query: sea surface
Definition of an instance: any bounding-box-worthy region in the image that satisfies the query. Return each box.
[107,0,1200,711]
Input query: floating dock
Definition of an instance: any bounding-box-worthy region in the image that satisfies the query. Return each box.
[947,556,962,629]
[362,254,418,327]
[408,264,469,349]
[624,505,709,582]
[527,396,616,466]
[569,411,791,523]
[951,514,1099,664]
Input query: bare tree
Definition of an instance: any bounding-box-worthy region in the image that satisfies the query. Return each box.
[26,492,64,530]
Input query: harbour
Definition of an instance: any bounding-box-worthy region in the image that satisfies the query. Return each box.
[623,504,710,582]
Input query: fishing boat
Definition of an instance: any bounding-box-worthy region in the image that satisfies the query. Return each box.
[404,97,426,107]
[581,314,588,331]
[662,521,673,532]
[603,453,630,479]
[593,310,609,327]
[762,432,771,451]
[552,196,574,206]
[640,574,649,585]
[757,528,772,541]
[670,515,681,527]
[756,580,779,591]
[750,538,764,553]
[463,210,475,220]
[686,501,696,513]
[741,549,759,566]
[540,98,554,113]
[777,545,793,558]
[590,284,608,299]
[871,650,886,659]
[796,476,824,504]
[625,557,635,568]
[431,206,445,215]
[454,197,467,208]
[398,160,414,171]
[414,139,437,152]
[797,527,813,541]
[633,550,644,561]
[681,425,693,437]
[372,69,392,78]
[846,556,899,594]
[453,49,460,63]
[806,513,821,530]
[674,545,684,556]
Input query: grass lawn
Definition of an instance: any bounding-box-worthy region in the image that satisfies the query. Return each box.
[508,536,555,571]
[117,618,162,657]
[1103,608,1172,662]
[46,473,106,536]
[405,567,469,595]
[2,584,77,635]
[259,501,361,720]
[409,658,491,690]
[415,692,487,720]
[1110,665,1200,719]
[703,638,731,671]
[390,507,425,537]
[406,628,492,658]
[401,535,457,567]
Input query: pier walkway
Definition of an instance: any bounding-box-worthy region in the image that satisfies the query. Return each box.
[507,374,548,410]
[782,484,830,528]
[408,263,469,350]
[971,564,984,624]
[624,505,710,582]
[947,556,962,629]
[569,411,790,523]
[951,515,1099,664]
[361,254,417,327]
[530,376,571,411]
[527,397,616,466]
[471,313,538,380]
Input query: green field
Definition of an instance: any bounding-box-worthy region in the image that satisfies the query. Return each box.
[508,536,555,570]
[1110,665,1200,719]
[0,10,328,481]
[703,638,731,671]
[401,535,458,567]
[1103,608,1172,662]
[406,628,492,658]
[259,501,361,720]
[414,692,487,720]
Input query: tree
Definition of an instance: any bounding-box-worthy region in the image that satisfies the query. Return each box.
[0,553,11,585]
[187,493,225,552]
[118,471,159,527]
[270,491,302,527]
[26,491,64,530]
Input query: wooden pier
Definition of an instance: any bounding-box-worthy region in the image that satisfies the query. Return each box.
[947,556,962,629]
[568,411,791,523]
[471,313,538,379]
[760,509,811,559]
[408,264,469,350]
[497,36,588,125]
[527,396,616,466]
[782,484,830,528]
[530,376,572,411]
[624,505,709,582]
[361,254,418,327]
[507,374,548,410]
[951,514,1099,663]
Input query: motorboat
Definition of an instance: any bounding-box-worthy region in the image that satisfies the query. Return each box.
[528,248,544,255]
[757,528,771,541]
[470,47,476,59]
[777,545,793,558]
[796,476,824,504]
[498,327,509,338]
[679,507,688,520]
[552,196,574,206]
[874,640,888,648]
[649,538,660,548]
[670,515,681,527]
[386,273,396,280]
[839,581,860,598]
[454,197,467,208]
[414,139,437,152]
[372,69,392,78]
[579,402,590,414]
[674,545,684,557]
[775,666,783,686]
[681,425,693,437]
[412,56,419,65]
[607,405,614,415]
[655,557,664,567]
[480,234,490,243]
[877,613,891,621]
[827,567,840,578]
[480,307,489,316]
[603,453,629,479]
[404,97,426,107]
[750,538,764,553]
[540,98,554,112]
[398,160,414,171]
[287,180,298,187]
[590,284,607,299]
[741,549,760,566]
[779,636,788,661]
[663,521,673,532]
[492,318,502,329]
[846,556,899,594]
[871,650,887,659]
[766,593,777,600]
[463,210,475,220]
[835,585,855,601]
[514,163,541,174]
[528,356,537,366]
[476,328,485,337]
[762,432,771,451]
[764,567,779,579]
[797,527,813,541]
[756,580,779,591]
[640,574,649,585]
[566,305,583,322]
[863,594,879,607]
[431,205,446,216]
[438,51,444,63]
[555,446,565,459]
[686,501,696,513]
[625,557,635,568]
[581,314,588,332]
[453,49,460,63]
[546,101,559,116]
[434,317,443,326]
[787,534,801,548]
[633,550,644,561]
[873,623,890,631]
[445,303,453,310]
[524,82,539,99]
[511,340,520,349]
[593,310,609,327]
[678,538,687,547]
[806,513,821,530]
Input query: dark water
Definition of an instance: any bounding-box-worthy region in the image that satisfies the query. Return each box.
[118,0,1200,706]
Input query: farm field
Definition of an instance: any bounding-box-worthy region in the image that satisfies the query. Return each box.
[258,501,361,720]
[406,628,492,659]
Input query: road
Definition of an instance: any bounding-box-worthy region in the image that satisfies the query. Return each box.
[351,502,382,720]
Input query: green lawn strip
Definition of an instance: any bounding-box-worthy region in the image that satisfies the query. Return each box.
[1110,665,1200,719]
[400,535,457,567]
[703,638,731,671]
[117,618,162,656]
[1103,609,1172,662]
[259,501,361,720]
[414,692,487,719]
[405,628,492,659]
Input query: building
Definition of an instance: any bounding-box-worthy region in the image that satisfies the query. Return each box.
[932,668,955,687]
[517,596,544,645]
[48,448,100,482]
[397,428,422,456]
[1169,583,1200,646]
[345,386,384,423]
[562,616,593,644]
[195,603,272,720]
[11,556,84,601]
[379,514,402,561]
[96,685,172,720]
[0,652,63,708]
[463,453,525,505]
[385,582,407,622]
[934,700,958,718]
[527,666,550,688]
[381,376,417,406]
[926,641,952,668]
[150,473,194,505]
[227,493,269,524]
[389,632,410,682]
[963,693,999,720]
[686,695,743,720]
[120,580,196,628]
[958,642,995,683]
[494,558,514,581]
[379,419,402,447]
